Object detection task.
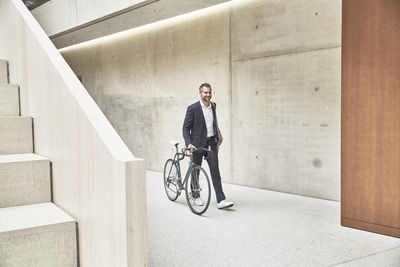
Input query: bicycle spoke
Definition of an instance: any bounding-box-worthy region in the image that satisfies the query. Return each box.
[185,165,211,215]
[167,182,178,194]
[164,159,180,201]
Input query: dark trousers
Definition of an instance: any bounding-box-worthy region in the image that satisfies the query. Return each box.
[193,138,226,203]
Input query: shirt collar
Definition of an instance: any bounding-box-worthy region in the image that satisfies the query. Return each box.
[200,100,212,109]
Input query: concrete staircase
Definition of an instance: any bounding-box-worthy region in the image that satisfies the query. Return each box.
[0,59,78,266]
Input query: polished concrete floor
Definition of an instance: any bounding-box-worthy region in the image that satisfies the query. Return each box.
[146,171,400,267]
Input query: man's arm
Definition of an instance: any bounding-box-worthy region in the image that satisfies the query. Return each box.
[213,102,223,146]
[182,106,194,147]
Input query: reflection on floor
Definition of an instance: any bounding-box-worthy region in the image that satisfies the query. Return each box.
[146,171,400,267]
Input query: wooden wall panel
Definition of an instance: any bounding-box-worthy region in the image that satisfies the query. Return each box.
[341,0,400,238]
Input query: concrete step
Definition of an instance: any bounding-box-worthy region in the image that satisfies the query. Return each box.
[0,84,20,116]
[0,60,8,84]
[0,153,51,208]
[0,116,33,154]
[0,203,78,267]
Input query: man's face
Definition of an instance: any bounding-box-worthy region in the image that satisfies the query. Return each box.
[200,86,212,103]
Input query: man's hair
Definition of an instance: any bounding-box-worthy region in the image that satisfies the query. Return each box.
[199,83,212,93]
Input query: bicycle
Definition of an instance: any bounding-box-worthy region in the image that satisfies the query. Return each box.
[163,141,211,215]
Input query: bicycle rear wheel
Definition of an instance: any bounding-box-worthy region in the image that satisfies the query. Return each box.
[163,159,180,201]
[185,165,211,215]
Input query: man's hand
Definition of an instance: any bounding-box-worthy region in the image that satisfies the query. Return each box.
[218,132,223,146]
[188,144,196,153]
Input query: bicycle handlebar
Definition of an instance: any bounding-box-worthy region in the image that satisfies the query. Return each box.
[182,147,213,160]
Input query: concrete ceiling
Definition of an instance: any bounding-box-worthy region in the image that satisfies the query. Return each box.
[48,0,230,49]
[23,0,49,10]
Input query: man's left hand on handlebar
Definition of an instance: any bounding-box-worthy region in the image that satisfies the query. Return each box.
[187,144,196,153]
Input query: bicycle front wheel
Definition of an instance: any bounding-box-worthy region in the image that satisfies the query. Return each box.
[185,165,211,215]
[164,159,180,201]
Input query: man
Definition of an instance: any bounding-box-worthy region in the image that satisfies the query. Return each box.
[182,83,234,209]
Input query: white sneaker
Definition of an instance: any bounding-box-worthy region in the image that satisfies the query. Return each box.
[194,198,204,206]
[217,200,234,209]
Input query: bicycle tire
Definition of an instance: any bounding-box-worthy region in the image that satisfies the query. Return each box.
[163,159,180,201]
[185,165,211,215]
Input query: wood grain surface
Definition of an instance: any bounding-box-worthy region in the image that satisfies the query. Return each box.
[341,0,400,237]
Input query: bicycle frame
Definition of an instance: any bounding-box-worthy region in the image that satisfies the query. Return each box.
[164,144,212,215]
[170,145,194,190]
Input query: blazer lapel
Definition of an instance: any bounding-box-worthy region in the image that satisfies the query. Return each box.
[196,101,207,131]
[211,102,219,134]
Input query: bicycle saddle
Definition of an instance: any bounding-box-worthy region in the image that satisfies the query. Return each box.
[170,140,180,146]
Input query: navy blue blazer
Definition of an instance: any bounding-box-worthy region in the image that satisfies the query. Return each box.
[182,101,220,148]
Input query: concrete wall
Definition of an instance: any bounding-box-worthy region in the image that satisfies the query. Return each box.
[0,0,147,266]
[61,0,341,200]
[61,6,233,182]
[231,0,341,200]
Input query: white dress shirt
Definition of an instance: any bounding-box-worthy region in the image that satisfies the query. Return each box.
[200,101,214,137]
